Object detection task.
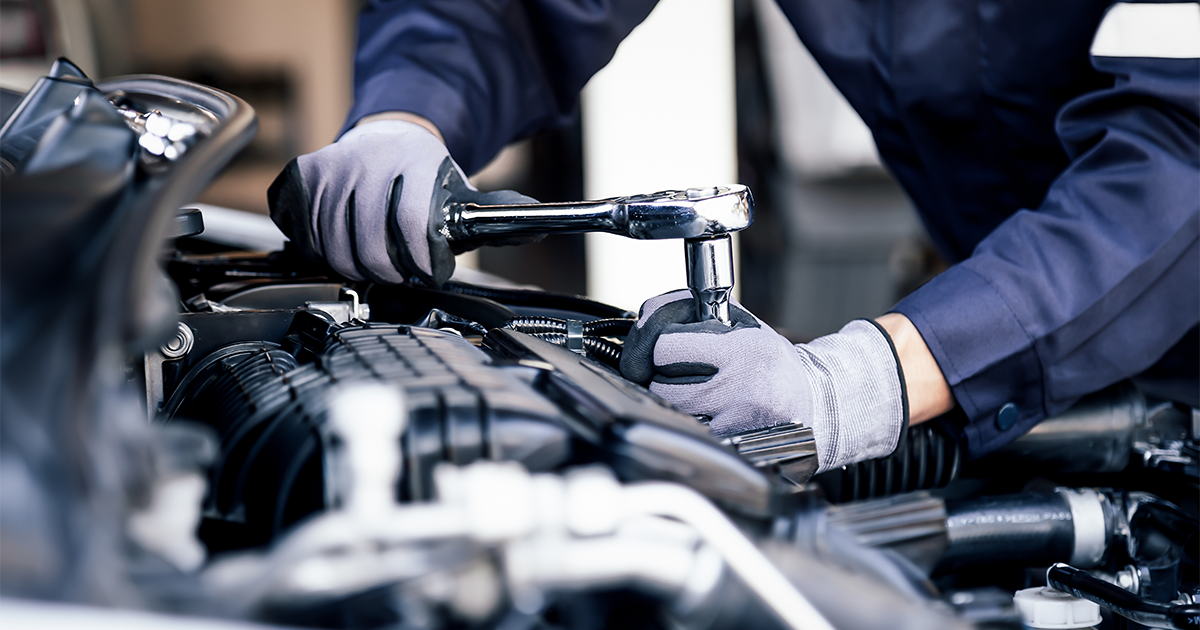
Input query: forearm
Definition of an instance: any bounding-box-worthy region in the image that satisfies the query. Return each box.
[889,52,1197,458]
[875,312,955,425]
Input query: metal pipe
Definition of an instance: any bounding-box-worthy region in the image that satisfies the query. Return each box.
[726,423,819,484]
[623,482,837,630]
[985,383,1142,474]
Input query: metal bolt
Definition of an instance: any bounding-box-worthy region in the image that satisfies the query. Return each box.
[161,322,194,359]
[163,142,185,161]
[167,122,196,142]
[145,111,171,137]
[1115,566,1140,593]
[139,133,166,156]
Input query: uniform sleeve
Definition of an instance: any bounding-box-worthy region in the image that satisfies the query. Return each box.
[344,0,657,174]
[892,3,1200,458]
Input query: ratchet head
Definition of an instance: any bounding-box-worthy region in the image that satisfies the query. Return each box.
[613,185,753,240]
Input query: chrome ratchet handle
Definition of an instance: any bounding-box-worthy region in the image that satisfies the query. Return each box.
[443,185,752,242]
[443,200,621,241]
[442,185,754,326]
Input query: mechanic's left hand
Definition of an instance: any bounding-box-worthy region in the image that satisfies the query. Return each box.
[620,290,908,473]
[267,119,540,287]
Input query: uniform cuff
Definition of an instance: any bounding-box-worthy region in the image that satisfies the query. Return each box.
[342,68,477,171]
[891,264,1046,459]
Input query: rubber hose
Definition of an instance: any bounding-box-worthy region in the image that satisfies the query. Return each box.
[818,423,963,502]
[506,316,635,338]
[583,336,624,366]
[530,332,624,369]
[1048,563,1200,630]
[506,316,567,335]
[935,492,1075,573]
[583,318,635,337]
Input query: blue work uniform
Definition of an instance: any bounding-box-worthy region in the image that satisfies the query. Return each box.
[343,0,1200,458]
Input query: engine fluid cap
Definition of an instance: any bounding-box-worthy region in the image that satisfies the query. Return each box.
[1014,587,1101,629]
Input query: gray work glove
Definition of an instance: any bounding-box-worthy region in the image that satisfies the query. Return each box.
[620,290,908,473]
[268,120,538,286]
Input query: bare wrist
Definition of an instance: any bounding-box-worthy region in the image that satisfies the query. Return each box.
[875,312,955,424]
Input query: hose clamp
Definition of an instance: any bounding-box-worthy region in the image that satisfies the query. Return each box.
[1056,487,1108,567]
[565,319,585,356]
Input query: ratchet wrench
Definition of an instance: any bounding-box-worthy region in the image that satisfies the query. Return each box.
[440,185,754,325]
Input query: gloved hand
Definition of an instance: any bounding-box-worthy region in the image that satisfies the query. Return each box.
[268,119,538,286]
[620,290,908,473]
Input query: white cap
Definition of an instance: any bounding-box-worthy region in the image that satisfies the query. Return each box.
[1014,587,1101,629]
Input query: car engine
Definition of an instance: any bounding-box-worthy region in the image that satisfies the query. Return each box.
[1,62,1197,630]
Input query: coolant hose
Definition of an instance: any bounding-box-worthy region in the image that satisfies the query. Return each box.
[937,490,1104,573]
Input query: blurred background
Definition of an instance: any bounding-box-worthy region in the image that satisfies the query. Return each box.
[0,0,945,340]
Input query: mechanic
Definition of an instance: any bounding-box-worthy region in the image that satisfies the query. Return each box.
[269,1,1199,476]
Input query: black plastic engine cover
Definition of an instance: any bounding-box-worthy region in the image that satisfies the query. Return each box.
[169,309,788,554]
[168,320,572,552]
[484,328,780,518]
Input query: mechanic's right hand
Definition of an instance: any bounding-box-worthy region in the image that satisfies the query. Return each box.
[620,290,908,473]
[268,119,537,286]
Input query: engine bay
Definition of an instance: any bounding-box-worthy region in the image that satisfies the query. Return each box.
[1,63,1197,630]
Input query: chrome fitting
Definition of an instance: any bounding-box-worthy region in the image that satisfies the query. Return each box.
[726,423,819,485]
[161,322,194,360]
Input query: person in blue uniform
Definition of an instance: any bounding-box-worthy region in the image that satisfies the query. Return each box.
[269,1,1200,474]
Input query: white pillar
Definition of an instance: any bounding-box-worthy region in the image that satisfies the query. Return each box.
[581,0,737,312]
